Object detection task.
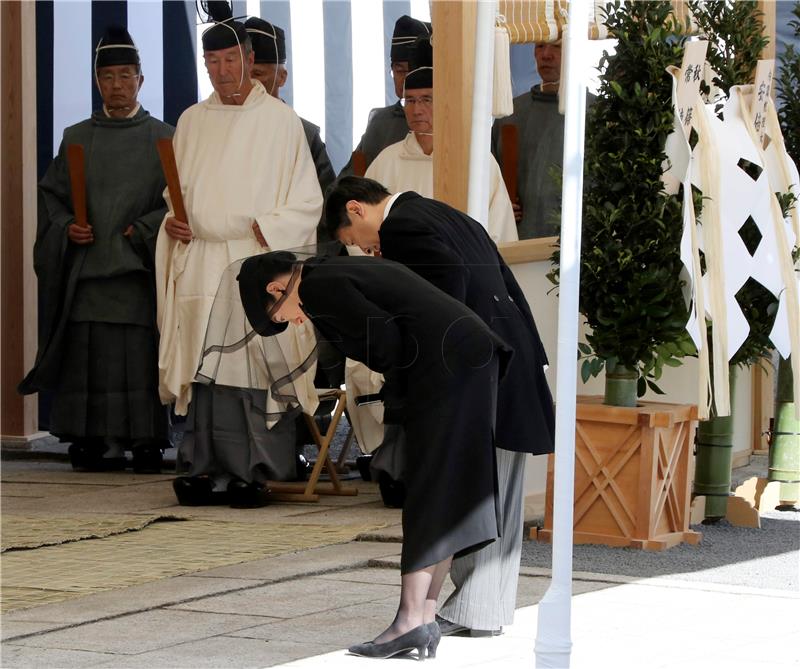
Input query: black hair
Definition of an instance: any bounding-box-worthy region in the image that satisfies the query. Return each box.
[262,251,297,308]
[324,176,391,240]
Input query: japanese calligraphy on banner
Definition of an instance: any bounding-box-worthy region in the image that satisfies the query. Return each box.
[675,40,708,139]
[751,59,775,146]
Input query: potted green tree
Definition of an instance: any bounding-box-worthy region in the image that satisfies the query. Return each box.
[571,0,693,407]
[539,1,702,550]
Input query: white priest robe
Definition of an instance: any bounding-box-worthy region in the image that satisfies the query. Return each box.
[365,132,519,243]
[156,81,323,415]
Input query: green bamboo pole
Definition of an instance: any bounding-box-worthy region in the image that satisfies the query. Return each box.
[604,361,638,407]
[694,364,738,521]
[768,356,800,508]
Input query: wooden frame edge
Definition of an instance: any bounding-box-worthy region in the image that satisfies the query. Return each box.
[498,236,558,265]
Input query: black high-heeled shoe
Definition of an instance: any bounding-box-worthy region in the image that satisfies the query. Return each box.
[348,624,432,660]
[425,621,441,659]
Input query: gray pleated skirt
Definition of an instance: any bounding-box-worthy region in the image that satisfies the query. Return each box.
[50,321,166,443]
[177,383,299,484]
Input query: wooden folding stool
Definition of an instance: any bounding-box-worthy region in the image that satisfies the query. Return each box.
[269,388,359,503]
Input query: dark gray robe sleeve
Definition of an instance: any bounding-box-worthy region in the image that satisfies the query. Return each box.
[338,106,380,177]
[338,104,408,177]
[312,139,335,196]
[36,140,75,266]
[19,141,82,393]
[127,122,174,265]
[34,141,76,342]
[128,205,168,267]
[305,127,335,196]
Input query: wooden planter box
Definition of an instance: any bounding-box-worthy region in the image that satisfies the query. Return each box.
[536,397,702,551]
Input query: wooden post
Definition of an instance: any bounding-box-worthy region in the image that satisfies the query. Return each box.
[749,0,778,456]
[156,138,189,227]
[756,0,777,60]
[66,145,89,228]
[351,150,367,177]
[431,0,477,212]
[1,2,39,443]
[751,363,775,455]
[500,124,520,203]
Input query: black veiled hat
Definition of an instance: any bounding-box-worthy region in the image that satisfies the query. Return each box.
[391,15,431,63]
[95,25,140,69]
[237,252,299,336]
[403,36,433,91]
[245,17,286,64]
[201,1,249,52]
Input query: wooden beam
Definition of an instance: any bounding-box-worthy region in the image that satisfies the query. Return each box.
[498,237,558,264]
[757,0,777,60]
[1,1,39,440]
[431,0,477,212]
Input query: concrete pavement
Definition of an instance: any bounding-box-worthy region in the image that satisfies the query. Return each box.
[2,459,798,668]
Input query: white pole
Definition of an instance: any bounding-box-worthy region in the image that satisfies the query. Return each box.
[533,0,588,667]
[466,0,496,228]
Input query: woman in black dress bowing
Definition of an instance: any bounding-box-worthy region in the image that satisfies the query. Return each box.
[236,250,511,660]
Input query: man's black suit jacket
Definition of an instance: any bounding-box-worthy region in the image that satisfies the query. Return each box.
[379,191,555,455]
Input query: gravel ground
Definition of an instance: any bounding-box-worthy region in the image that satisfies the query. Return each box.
[521,509,800,591]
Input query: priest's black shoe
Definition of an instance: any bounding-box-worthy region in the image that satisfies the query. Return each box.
[69,442,125,472]
[131,443,164,474]
[173,476,217,506]
[227,479,271,508]
[68,442,98,471]
[378,472,406,508]
[348,624,432,660]
[295,453,311,481]
[356,454,373,481]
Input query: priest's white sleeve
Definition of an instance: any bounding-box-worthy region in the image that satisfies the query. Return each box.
[253,113,323,251]
[488,156,519,243]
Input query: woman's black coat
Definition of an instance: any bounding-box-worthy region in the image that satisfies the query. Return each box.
[298,255,510,573]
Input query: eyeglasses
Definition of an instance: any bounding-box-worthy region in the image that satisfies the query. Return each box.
[402,95,433,108]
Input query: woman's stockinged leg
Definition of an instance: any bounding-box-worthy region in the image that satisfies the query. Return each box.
[424,556,453,623]
[372,565,432,644]
[372,555,452,644]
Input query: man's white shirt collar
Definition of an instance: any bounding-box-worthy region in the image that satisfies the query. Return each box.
[383,192,404,221]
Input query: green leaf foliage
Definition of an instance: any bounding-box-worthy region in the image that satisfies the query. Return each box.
[555,1,691,393]
[689,0,768,100]
[776,3,800,166]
